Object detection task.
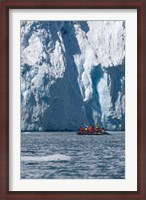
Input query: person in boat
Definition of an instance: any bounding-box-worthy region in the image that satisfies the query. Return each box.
[95,124,99,132]
[79,127,83,132]
[84,126,89,132]
[89,125,95,133]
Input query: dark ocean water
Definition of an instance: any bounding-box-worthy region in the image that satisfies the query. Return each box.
[21,131,125,179]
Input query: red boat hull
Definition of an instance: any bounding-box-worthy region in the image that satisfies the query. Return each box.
[76,131,109,135]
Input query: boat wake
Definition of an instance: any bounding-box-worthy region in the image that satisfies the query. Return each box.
[21,154,71,162]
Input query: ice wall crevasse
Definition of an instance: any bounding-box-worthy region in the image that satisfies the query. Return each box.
[21,21,125,131]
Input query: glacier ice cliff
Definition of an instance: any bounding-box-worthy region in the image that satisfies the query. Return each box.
[21,21,125,131]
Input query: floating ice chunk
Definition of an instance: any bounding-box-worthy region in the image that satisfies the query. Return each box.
[21,154,71,162]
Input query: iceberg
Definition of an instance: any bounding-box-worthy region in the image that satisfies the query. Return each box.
[21,21,125,131]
